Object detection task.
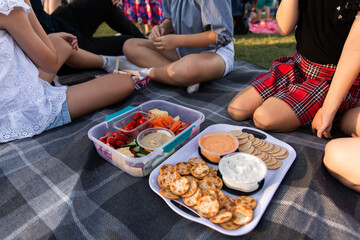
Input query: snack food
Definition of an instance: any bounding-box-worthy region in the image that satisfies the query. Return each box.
[199,132,239,163]
[157,157,257,230]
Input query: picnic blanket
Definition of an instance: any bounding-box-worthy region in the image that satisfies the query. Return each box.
[250,19,278,34]
[1,60,359,240]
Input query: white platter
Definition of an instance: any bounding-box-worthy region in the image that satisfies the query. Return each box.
[148,124,296,236]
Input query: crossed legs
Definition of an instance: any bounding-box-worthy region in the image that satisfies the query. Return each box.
[123,39,226,87]
[227,86,300,132]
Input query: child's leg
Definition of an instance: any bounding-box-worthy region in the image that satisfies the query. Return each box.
[340,107,360,137]
[150,52,226,87]
[123,38,180,67]
[323,137,360,193]
[253,97,301,132]
[39,34,104,83]
[264,6,271,21]
[228,86,263,121]
[66,74,134,119]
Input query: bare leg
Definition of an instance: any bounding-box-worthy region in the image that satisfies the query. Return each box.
[228,86,263,121]
[324,137,360,193]
[123,38,179,67]
[253,97,301,132]
[264,6,271,21]
[340,107,360,137]
[39,34,104,83]
[43,0,62,14]
[256,9,262,21]
[150,52,225,87]
[66,74,134,119]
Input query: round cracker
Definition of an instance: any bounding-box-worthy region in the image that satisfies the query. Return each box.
[203,175,223,189]
[191,163,210,178]
[242,145,254,154]
[207,166,218,177]
[234,196,257,209]
[183,187,202,207]
[237,137,249,145]
[209,208,232,224]
[198,179,216,190]
[228,130,245,138]
[238,140,252,152]
[188,157,206,165]
[160,188,180,199]
[267,159,282,170]
[174,162,192,175]
[219,220,241,230]
[181,179,198,198]
[223,195,236,211]
[267,144,281,154]
[196,195,220,218]
[213,189,227,209]
[158,170,181,189]
[170,177,190,195]
[160,164,174,173]
[231,205,253,226]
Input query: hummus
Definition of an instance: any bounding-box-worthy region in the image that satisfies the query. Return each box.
[139,130,173,149]
[199,132,239,163]
[219,153,267,192]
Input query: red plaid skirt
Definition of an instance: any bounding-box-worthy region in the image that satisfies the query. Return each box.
[250,52,360,126]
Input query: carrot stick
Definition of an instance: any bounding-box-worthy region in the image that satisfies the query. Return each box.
[169,120,181,132]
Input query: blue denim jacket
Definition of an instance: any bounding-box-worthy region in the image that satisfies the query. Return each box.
[163,0,233,57]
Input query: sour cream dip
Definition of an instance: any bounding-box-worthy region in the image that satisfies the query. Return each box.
[219,153,267,192]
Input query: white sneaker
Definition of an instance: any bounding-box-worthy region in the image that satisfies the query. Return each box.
[187,83,200,94]
[118,56,144,71]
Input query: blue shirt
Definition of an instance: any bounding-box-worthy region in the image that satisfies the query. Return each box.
[163,0,233,57]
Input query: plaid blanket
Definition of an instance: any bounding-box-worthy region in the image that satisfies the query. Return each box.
[1,60,359,240]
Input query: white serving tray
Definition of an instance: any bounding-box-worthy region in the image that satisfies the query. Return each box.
[149,124,296,236]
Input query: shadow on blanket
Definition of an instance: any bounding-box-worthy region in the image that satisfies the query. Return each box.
[1,60,358,240]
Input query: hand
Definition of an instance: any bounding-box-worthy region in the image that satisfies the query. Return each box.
[153,35,178,51]
[111,0,121,7]
[51,32,79,50]
[150,25,166,40]
[311,107,335,139]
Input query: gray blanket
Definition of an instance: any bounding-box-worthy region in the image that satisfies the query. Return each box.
[1,60,359,240]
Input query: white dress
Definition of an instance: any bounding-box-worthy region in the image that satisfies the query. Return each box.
[0,0,67,143]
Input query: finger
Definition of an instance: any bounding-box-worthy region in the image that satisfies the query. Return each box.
[323,131,332,139]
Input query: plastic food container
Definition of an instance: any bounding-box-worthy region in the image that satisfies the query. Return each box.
[88,100,205,177]
[198,132,239,163]
[219,152,267,192]
[137,127,175,151]
[112,111,154,142]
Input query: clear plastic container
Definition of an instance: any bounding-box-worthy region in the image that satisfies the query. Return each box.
[137,127,175,151]
[88,100,205,177]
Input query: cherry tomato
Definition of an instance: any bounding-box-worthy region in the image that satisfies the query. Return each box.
[132,112,143,121]
[124,121,136,130]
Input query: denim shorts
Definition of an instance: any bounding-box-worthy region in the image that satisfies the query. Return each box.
[45,100,72,131]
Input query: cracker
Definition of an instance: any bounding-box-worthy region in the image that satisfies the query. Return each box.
[242,145,254,154]
[237,137,249,145]
[219,220,241,230]
[234,196,257,210]
[196,195,220,218]
[185,175,199,183]
[158,170,181,189]
[174,162,192,175]
[203,175,223,189]
[223,195,236,211]
[160,188,180,199]
[209,208,232,224]
[183,187,202,207]
[191,163,210,178]
[231,205,253,226]
[238,140,252,152]
[228,130,245,138]
[247,133,255,141]
[202,189,217,199]
[207,166,218,177]
[267,159,282,170]
[170,177,190,195]
[160,164,174,174]
[213,189,226,209]
[267,144,281,154]
[198,179,216,190]
[188,157,206,165]
[181,179,198,198]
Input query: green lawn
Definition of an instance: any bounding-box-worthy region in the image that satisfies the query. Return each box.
[94,23,296,69]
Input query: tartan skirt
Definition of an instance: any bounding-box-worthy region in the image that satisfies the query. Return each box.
[250,52,360,126]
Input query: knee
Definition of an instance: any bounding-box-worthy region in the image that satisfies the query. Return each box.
[227,102,250,122]
[123,39,148,58]
[253,107,277,131]
[170,65,202,87]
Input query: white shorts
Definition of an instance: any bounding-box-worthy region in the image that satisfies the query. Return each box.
[176,42,235,77]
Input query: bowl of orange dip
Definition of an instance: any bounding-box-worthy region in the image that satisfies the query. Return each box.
[198,132,239,163]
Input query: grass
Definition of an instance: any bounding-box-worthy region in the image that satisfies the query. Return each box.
[94,22,296,69]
